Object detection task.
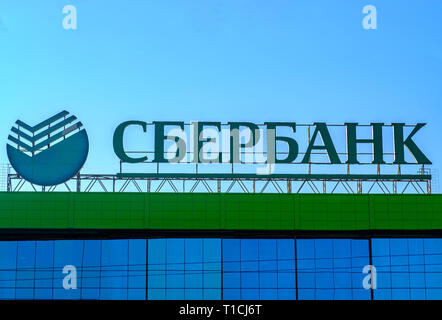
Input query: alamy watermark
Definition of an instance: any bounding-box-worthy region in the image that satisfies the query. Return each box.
[362,5,377,30]
[362,265,377,290]
[163,124,277,175]
[62,5,77,30]
[62,265,77,290]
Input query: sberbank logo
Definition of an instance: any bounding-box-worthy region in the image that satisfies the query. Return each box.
[6,110,89,186]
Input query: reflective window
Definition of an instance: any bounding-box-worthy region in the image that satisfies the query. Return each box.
[0,239,146,300]
[2,238,442,300]
[16,241,36,299]
[53,240,83,299]
[81,240,101,299]
[372,239,442,300]
[100,239,146,300]
[297,239,370,300]
[147,239,221,300]
[0,241,17,299]
[222,239,296,300]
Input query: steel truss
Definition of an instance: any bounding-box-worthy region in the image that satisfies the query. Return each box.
[7,173,432,194]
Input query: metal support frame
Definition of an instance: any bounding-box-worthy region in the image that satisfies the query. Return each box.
[6,172,432,194]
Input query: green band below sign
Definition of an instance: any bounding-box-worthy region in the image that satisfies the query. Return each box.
[0,193,440,231]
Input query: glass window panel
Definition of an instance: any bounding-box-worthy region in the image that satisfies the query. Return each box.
[148,239,220,300]
[277,239,296,300]
[53,240,83,299]
[372,239,442,300]
[297,239,370,300]
[166,239,185,299]
[147,239,166,300]
[81,240,101,300]
[4,237,442,300]
[203,239,221,300]
[222,239,295,300]
[100,239,129,300]
[222,239,241,299]
[0,241,17,299]
[423,239,442,299]
[34,241,54,299]
[128,239,147,300]
[15,241,36,299]
[185,239,203,299]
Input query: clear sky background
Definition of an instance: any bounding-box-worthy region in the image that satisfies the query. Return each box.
[0,1,441,185]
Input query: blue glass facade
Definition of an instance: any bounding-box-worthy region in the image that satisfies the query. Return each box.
[372,239,442,300]
[148,239,221,300]
[223,239,296,300]
[0,239,146,300]
[297,239,370,300]
[1,238,442,300]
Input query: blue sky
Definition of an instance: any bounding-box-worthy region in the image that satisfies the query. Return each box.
[0,1,441,180]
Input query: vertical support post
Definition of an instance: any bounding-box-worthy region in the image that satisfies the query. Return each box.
[308,125,311,175]
[76,172,81,192]
[113,177,116,192]
[253,179,255,193]
[357,180,362,194]
[217,179,221,193]
[7,165,11,192]
[287,179,291,193]
[323,180,326,193]
[147,179,151,193]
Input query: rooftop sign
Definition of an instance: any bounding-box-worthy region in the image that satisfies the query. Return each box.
[6,111,89,186]
[113,121,431,167]
[5,111,432,186]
